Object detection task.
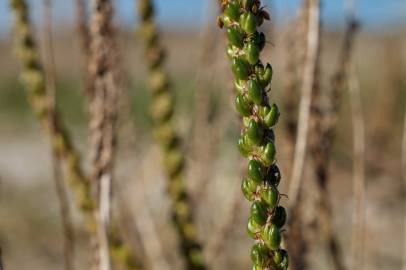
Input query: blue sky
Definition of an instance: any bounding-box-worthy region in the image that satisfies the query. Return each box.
[0,0,405,36]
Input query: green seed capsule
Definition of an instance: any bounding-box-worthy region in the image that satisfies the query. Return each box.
[241,0,255,10]
[247,79,263,105]
[259,63,273,87]
[227,27,244,48]
[231,58,250,80]
[279,250,289,269]
[219,14,233,28]
[240,12,257,34]
[235,94,252,117]
[238,134,251,157]
[227,45,235,59]
[265,164,281,186]
[248,159,264,183]
[241,177,257,201]
[261,141,276,166]
[247,118,264,146]
[247,216,262,238]
[271,206,287,228]
[273,250,283,265]
[250,243,269,267]
[252,265,264,270]
[224,2,241,21]
[250,201,268,225]
[263,224,281,250]
[245,42,260,65]
[260,185,279,208]
[264,103,280,127]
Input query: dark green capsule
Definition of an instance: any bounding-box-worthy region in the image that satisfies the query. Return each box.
[247,118,264,146]
[247,216,262,238]
[240,12,257,34]
[241,0,255,10]
[241,177,257,201]
[231,58,250,80]
[264,103,280,127]
[224,2,241,21]
[235,94,252,117]
[261,141,276,166]
[263,224,281,250]
[250,243,269,267]
[279,250,289,269]
[250,201,268,225]
[271,206,287,228]
[247,79,263,105]
[260,185,279,209]
[245,42,260,65]
[238,134,251,157]
[248,159,264,183]
[265,164,281,186]
[273,249,283,265]
[227,27,244,48]
[259,63,273,87]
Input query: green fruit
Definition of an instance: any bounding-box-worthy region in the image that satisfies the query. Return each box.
[247,118,264,145]
[235,94,252,117]
[252,265,264,270]
[241,177,257,201]
[273,250,283,265]
[224,2,241,21]
[279,250,289,269]
[245,42,260,65]
[261,141,276,166]
[264,103,280,127]
[247,79,263,105]
[271,206,286,228]
[260,185,278,208]
[250,201,268,225]
[240,12,257,34]
[219,14,233,28]
[227,45,235,59]
[231,58,250,80]
[238,134,251,157]
[248,159,264,183]
[250,243,269,267]
[227,27,244,48]
[265,164,281,186]
[263,224,281,250]
[259,63,273,87]
[241,0,255,10]
[247,216,262,238]
[234,78,245,92]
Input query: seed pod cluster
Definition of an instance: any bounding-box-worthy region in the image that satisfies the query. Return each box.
[218,1,288,269]
[138,1,206,269]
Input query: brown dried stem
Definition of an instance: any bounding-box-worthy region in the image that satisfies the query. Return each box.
[349,66,366,270]
[41,1,76,269]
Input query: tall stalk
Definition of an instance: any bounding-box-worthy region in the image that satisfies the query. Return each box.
[137,1,207,269]
[9,0,97,262]
[218,1,288,269]
[348,67,365,270]
[308,3,359,270]
[10,1,141,269]
[41,1,76,269]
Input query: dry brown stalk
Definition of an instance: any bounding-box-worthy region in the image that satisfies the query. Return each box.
[403,109,406,270]
[41,1,76,269]
[348,66,366,270]
[75,0,93,98]
[88,0,120,269]
[308,4,359,270]
[288,0,321,206]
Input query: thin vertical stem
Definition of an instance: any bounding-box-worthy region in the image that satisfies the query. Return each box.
[41,1,76,269]
[349,67,366,270]
[403,109,406,270]
[288,0,321,206]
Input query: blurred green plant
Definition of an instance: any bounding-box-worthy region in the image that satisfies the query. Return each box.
[218,1,288,269]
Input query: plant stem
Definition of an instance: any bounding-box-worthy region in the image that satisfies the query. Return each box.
[137,1,207,269]
[349,66,366,270]
[218,1,288,269]
[288,0,321,207]
[41,1,76,269]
